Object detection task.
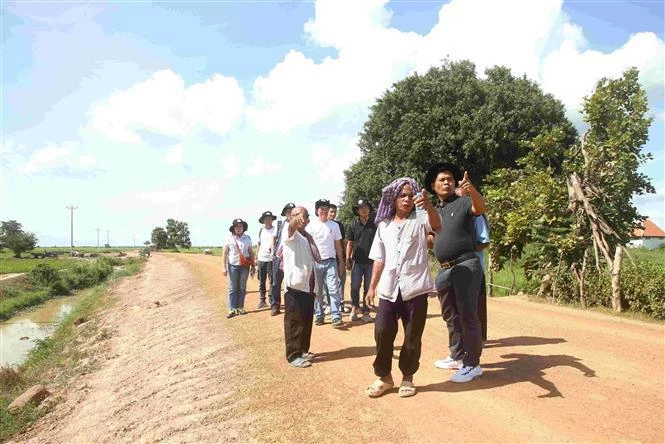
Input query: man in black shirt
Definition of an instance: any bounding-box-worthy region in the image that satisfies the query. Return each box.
[425,162,486,383]
[345,198,376,323]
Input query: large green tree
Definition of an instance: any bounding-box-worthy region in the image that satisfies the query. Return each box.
[340,60,576,222]
[150,227,167,251]
[0,220,38,258]
[165,218,192,249]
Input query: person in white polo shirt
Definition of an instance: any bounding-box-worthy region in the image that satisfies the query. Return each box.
[256,210,277,309]
[306,198,346,328]
[364,177,440,398]
[282,206,321,368]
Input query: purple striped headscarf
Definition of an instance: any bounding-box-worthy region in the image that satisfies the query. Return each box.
[374,177,419,224]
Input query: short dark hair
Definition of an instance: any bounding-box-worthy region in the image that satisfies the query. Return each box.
[329,204,337,209]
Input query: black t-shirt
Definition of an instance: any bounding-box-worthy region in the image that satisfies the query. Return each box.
[433,196,476,262]
[347,217,377,264]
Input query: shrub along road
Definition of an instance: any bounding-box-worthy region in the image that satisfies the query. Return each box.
[16,253,664,442]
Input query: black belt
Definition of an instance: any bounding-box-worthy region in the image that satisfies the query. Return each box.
[439,252,477,269]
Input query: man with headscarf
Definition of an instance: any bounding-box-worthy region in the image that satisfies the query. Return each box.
[270,203,295,316]
[425,162,486,383]
[346,197,376,323]
[364,178,440,398]
[282,206,321,368]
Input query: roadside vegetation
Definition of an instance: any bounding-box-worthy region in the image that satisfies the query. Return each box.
[0,256,144,321]
[0,258,144,441]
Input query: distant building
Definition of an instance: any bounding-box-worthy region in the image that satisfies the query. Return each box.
[628,219,665,249]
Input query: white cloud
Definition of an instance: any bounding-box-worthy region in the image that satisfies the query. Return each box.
[89,70,245,143]
[164,144,183,165]
[78,155,97,167]
[541,31,665,117]
[220,153,240,178]
[21,141,74,172]
[311,139,361,185]
[247,0,664,133]
[245,156,282,177]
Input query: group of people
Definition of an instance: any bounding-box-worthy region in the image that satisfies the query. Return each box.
[221,162,490,398]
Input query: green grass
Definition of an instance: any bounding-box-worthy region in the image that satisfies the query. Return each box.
[0,261,144,441]
[489,246,665,297]
[0,258,79,275]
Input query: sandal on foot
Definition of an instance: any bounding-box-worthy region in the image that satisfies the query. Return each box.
[365,378,394,398]
[398,380,416,398]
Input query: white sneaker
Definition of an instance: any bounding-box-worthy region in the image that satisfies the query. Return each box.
[434,356,463,369]
[451,365,482,383]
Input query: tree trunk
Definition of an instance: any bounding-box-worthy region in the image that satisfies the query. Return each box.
[487,251,494,298]
[611,246,623,312]
[579,249,588,307]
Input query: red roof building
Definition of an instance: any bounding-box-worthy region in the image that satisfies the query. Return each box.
[629,219,665,249]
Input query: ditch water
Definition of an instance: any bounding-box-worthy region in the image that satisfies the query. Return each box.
[0,294,84,367]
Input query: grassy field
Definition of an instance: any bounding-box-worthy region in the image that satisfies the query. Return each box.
[0,248,141,275]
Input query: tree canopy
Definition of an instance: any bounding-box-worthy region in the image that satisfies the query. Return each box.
[1,220,38,258]
[340,59,577,223]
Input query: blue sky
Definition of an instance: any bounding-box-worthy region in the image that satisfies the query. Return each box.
[1,0,663,247]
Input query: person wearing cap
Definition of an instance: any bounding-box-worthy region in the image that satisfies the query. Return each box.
[222,218,256,318]
[425,162,486,383]
[328,203,348,314]
[364,177,440,398]
[256,210,277,310]
[282,206,320,368]
[270,203,295,316]
[305,198,345,328]
[346,197,376,323]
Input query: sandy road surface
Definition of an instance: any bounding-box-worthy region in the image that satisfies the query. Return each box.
[18,253,664,443]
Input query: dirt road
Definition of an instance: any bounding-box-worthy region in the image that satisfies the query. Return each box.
[18,253,664,442]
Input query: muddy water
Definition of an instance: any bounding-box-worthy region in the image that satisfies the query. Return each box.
[0,294,85,367]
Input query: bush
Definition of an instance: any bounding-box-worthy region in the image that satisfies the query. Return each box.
[550,261,665,319]
[621,262,665,319]
[27,264,59,287]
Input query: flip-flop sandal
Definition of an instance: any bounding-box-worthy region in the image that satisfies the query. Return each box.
[398,381,416,398]
[365,378,394,398]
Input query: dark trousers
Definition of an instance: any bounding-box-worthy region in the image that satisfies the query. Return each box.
[373,292,428,378]
[350,262,372,313]
[270,257,283,308]
[258,260,273,301]
[435,256,483,367]
[284,287,315,363]
[479,273,487,341]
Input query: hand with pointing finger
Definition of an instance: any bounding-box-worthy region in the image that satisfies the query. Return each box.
[456,171,475,197]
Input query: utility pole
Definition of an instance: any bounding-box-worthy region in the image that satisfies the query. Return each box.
[95,228,101,253]
[66,205,78,257]
[106,230,110,248]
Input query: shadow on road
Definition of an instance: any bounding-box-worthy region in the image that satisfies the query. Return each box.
[483,336,566,348]
[315,346,378,363]
[419,353,596,397]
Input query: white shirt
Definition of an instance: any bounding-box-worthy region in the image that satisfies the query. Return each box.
[368,213,435,302]
[257,225,276,262]
[305,219,341,260]
[283,229,319,294]
[225,233,252,266]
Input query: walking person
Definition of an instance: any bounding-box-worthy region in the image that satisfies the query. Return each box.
[222,218,256,318]
[256,211,277,309]
[346,197,376,323]
[282,206,320,368]
[270,203,295,316]
[364,178,440,398]
[328,203,348,313]
[425,162,486,383]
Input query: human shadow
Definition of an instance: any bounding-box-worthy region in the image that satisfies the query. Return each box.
[483,336,566,348]
[419,353,596,398]
[315,346,377,363]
